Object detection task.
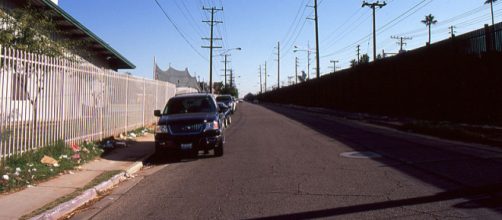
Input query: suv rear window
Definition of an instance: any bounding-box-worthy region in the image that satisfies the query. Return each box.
[216,96,232,102]
[164,96,216,115]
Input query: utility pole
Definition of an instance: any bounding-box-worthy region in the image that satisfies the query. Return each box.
[307,0,321,78]
[362,1,386,61]
[295,57,299,84]
[259,65,262,93]
[276,41,280,89]
[330,60,339,73]
[488,0,495,27]
[307,42,311,80]
[391,36,412,52]
[449,26,456,38]
[202,6,223,93]
[229,69,234,87]
[306,0,320,79]
[222,54,230,87]
[314,0,320,78]
[356,45,361,63]
[264,61,267,92]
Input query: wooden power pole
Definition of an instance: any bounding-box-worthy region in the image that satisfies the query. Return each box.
[202,6,223,93]
[362,1,386,61]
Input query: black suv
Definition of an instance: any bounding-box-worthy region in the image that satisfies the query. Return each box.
[154,94,224,157]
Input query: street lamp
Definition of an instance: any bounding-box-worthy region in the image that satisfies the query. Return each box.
[219,47,242,87]
[293,45,313,80]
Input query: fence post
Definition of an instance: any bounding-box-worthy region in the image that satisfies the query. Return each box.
[143,78,146,127]
[125,75,128,134]
[485,24,495,52]
[100,68,105,140]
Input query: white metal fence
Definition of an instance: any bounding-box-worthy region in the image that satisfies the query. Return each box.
[0,46,177,158]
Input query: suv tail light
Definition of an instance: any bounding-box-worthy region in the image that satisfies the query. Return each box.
[205,120,219,130]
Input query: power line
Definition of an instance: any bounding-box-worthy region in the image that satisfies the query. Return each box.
[154,0,208,61]
[175,0,205,38]
[322,0,430,58]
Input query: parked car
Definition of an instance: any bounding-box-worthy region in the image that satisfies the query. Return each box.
[217,102,232,128]
[216,95,236,113]
[154,94,224,157]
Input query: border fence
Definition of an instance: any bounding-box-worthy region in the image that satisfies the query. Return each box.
[258,23,502,126]
[0,46,177,158]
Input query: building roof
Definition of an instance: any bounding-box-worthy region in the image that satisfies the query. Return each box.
[11,0,135,70]
[155,64,201,91]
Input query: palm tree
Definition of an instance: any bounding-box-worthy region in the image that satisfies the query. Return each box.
[421,14,438,45]
[485,0,498,27]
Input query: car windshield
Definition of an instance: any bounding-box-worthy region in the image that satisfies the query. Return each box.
[216,96,232,102]
[163,96,215,115]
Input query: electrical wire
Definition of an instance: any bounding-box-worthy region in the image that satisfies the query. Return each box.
[154,0,208,61]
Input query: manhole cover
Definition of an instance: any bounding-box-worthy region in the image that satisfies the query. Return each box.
[340,151,381,159]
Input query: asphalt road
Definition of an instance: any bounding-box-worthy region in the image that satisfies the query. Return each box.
[74,102,502,219]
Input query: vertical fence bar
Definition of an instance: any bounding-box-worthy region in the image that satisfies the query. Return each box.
[20,50,26,153]
[0,45,4,157]
[125,75,128,134]
[27,51,33,152]
[12,48,19,155]
[7,48,12,156]
[143,78,145,127]
[61,58,65,142]
[45,54,56,145]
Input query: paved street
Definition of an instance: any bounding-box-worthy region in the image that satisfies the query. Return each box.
[75,102,502,219]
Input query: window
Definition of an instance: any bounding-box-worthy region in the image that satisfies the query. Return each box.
[164,97,215,115]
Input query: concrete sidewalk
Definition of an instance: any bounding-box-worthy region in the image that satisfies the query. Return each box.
[0,134,155,220]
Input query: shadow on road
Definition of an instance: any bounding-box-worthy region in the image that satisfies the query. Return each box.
[144,150,219,166]
[261,104,502,217]
[251,183,502,219]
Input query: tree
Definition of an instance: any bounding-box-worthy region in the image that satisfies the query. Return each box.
[297,71,307,83]
[421,14,438,45]
[220,86,238,98]
[485,0,498,27]
[0,5,85,57]
[0,4,87,123]
[360,54,370,64]
[350,59,357,68]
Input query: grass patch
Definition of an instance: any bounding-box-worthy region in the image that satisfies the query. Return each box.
[20,170,122,220]
[401,121,502,147]
[0,140,104,193]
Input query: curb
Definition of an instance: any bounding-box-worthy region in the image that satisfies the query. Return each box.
[30,152,154,220]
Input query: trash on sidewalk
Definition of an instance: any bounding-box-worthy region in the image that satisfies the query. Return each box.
[41,155,59,167]
[114,141,127,148]
[99,138,128,151]
[71,143,81,152]
[14,168,21,176]
[82,147,90,153]
[101,140,115,149]
[72,153,81,160]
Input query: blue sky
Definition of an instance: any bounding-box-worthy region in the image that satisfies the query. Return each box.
[59,0,500,97]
